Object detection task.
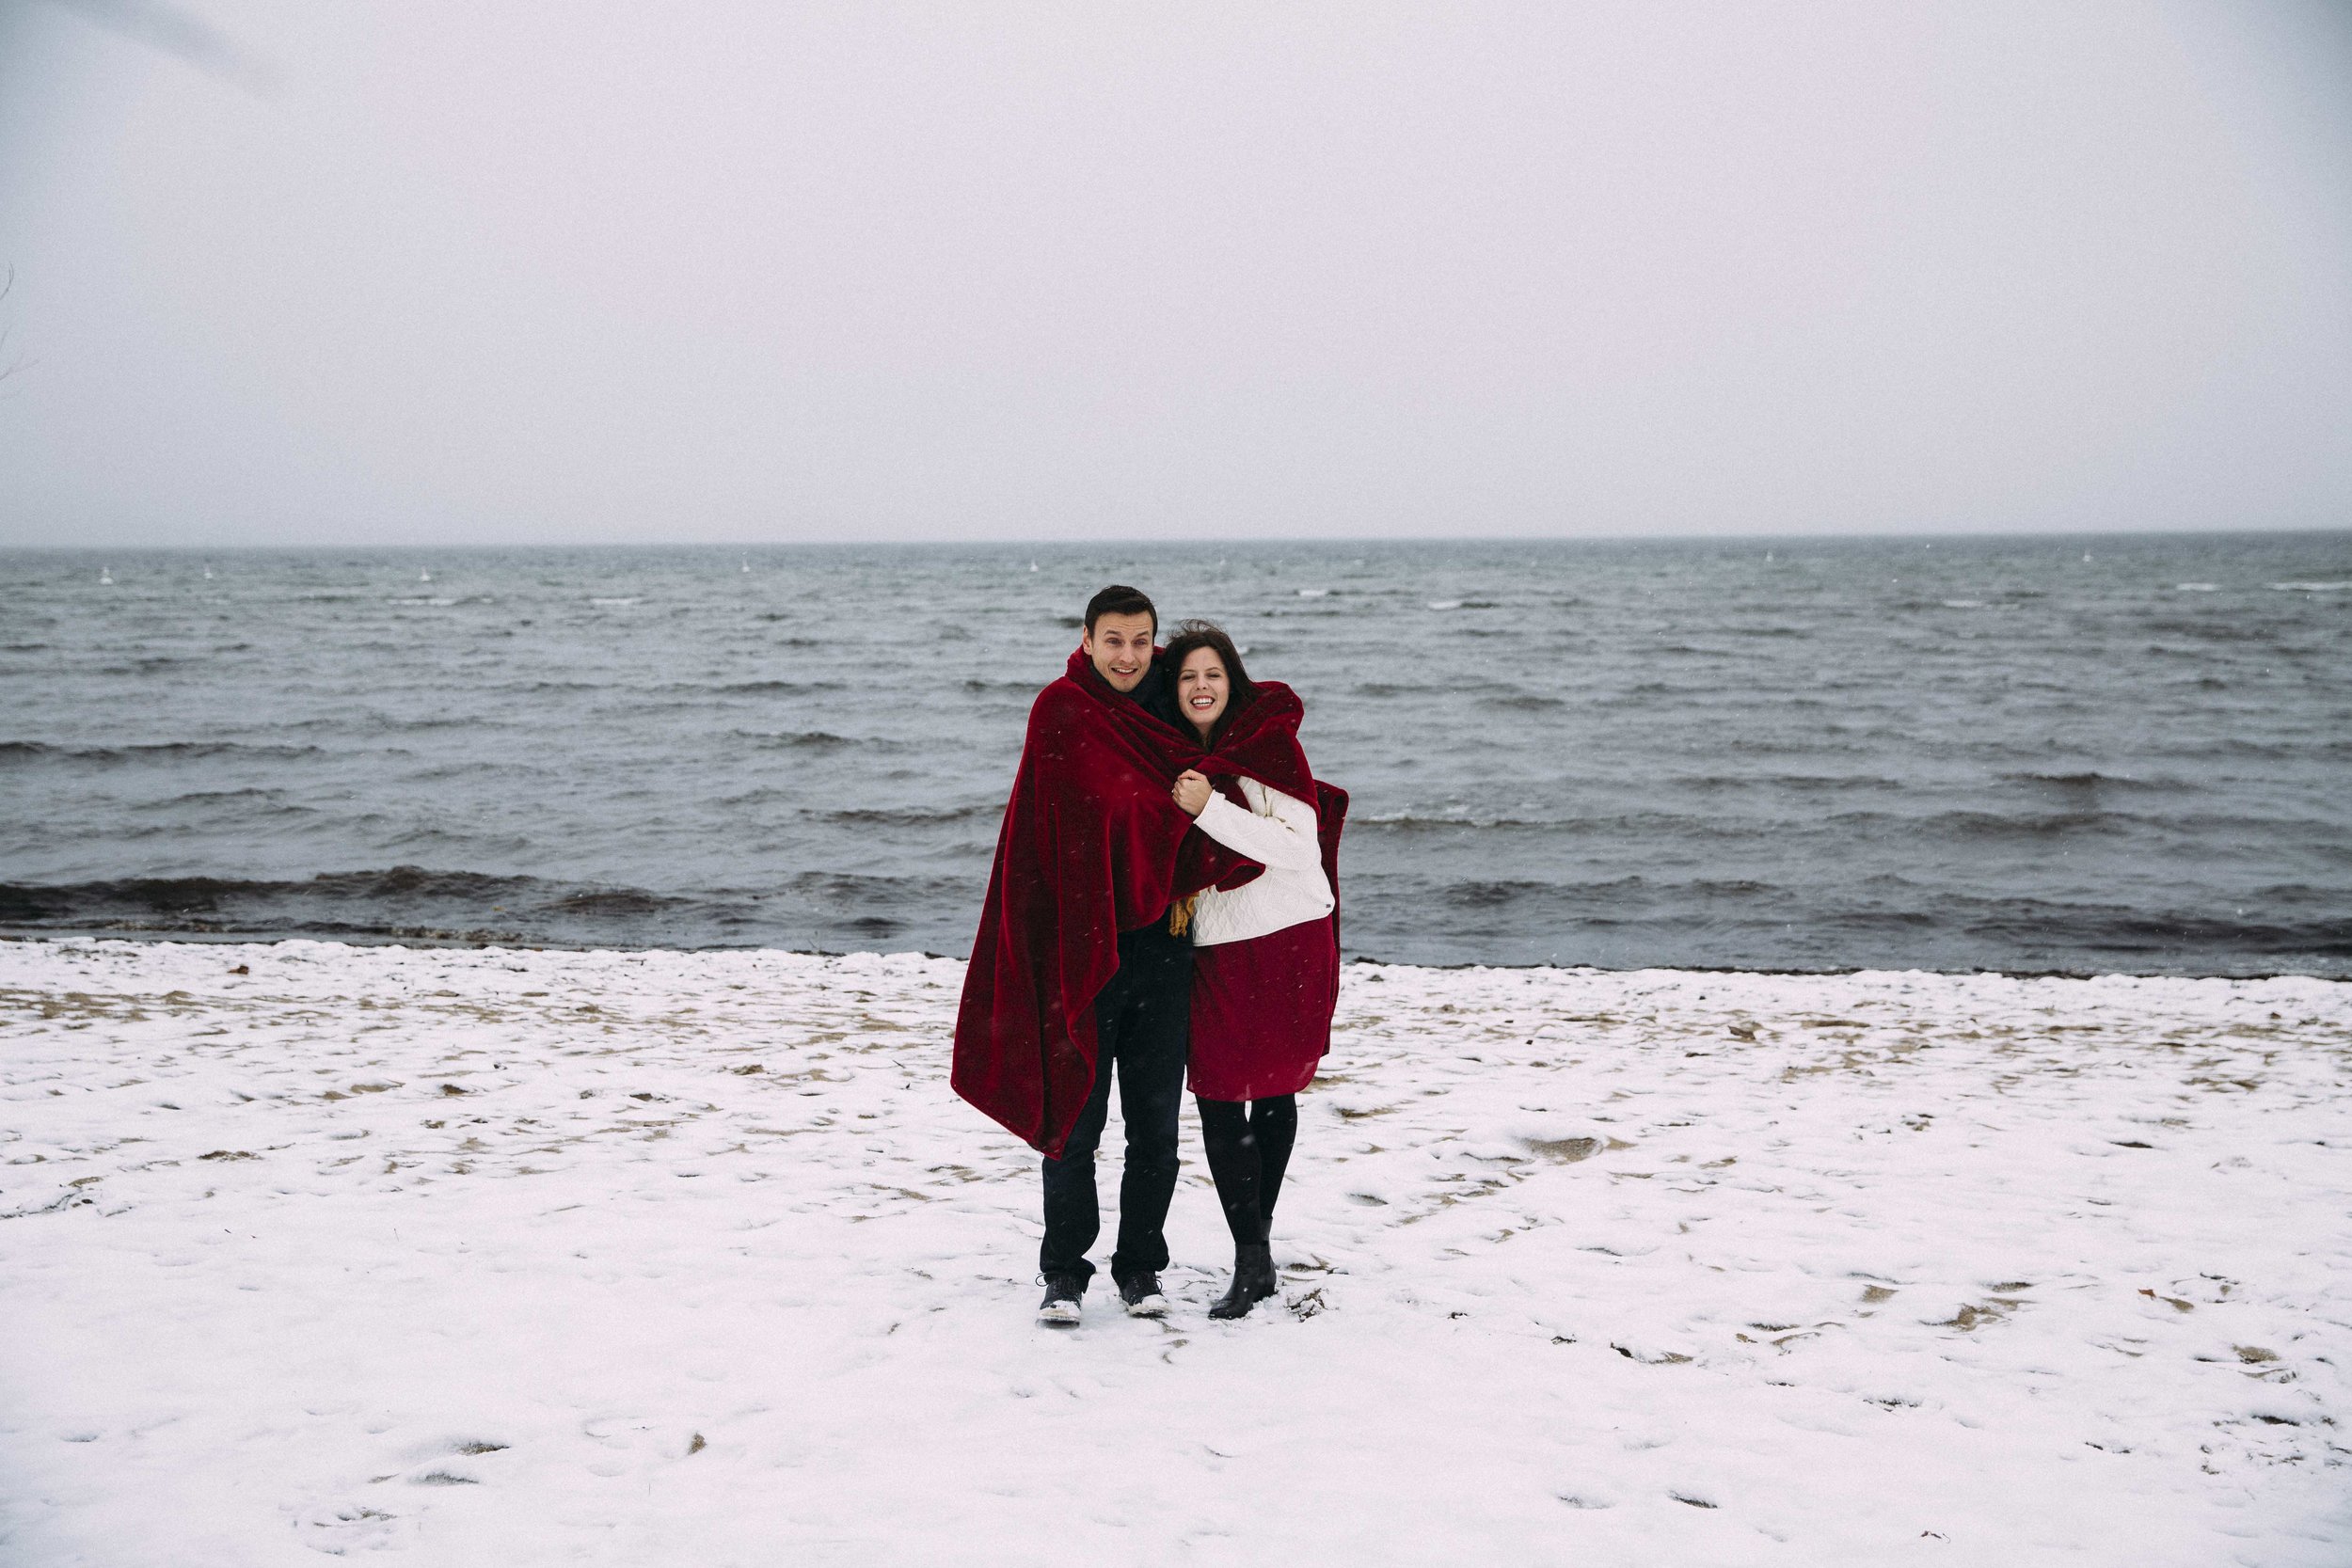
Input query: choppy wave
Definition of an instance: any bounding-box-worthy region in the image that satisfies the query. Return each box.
[732,729,862,751]
[4,869,708,949]
[1998,770,2182,794]
[818,805,990,827]
[714,679,848,695]
[1338,872,2352,973]
[0,740,327,767]
[3,534,2347,973]
[0,863,998,954]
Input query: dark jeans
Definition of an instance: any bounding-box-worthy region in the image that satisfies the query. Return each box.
[1197,1094,1299,1247]
[1039,921,1193,1286]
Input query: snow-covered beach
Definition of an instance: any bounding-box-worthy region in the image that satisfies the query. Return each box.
[2,938,2345,1565]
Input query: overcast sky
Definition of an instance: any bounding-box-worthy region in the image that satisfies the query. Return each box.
[2,1,2348,546]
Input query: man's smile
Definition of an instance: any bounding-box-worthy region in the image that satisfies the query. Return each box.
[1081,608,1157,692]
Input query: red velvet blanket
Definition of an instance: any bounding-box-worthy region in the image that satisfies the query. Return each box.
[951,647,1344,1156]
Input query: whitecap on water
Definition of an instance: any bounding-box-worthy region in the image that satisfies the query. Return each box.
[590,597,643,607]
[2175,583,2218,592]
[2269,581,2349,592]
[1940,599,1983,610]
[1427,599,1464,610]
[1297,588,1328,598]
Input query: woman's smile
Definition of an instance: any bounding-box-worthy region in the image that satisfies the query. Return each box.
[1176,647,1231,740]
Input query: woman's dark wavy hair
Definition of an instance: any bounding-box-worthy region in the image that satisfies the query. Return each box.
[1160,619,1256,748]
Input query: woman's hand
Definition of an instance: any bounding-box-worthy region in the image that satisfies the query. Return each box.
[1171,770,1213,817]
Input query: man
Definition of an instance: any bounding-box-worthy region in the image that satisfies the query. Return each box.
[952,584,1251,1325]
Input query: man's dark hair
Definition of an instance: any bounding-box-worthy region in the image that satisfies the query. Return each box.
[1160,619,1257,746]
[1084,584,1157,634]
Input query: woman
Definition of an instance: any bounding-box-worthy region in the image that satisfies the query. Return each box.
[1161,621,1341,1320]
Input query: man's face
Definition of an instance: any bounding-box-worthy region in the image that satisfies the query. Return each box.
[1082,610,1156,693]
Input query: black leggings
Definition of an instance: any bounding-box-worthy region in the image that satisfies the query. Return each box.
[1196,1094,1298,1247]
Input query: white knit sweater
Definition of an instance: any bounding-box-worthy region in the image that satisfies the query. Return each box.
[1186,777,1334,947]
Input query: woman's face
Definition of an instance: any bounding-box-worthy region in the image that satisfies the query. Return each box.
[1176,647,1230,738]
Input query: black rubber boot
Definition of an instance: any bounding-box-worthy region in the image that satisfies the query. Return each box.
[1208,1242,1278,1320]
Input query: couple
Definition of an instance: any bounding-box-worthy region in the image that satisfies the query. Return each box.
[951,584,1345,1326]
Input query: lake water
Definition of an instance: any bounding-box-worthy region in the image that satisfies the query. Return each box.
[3,533,2347,974]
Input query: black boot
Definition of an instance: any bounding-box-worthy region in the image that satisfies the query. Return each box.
[1209,1242,1278,1320]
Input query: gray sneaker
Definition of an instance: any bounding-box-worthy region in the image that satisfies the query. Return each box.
[1037,1272,1085,1326]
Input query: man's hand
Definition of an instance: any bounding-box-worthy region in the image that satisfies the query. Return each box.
[1171,770,1213,817]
